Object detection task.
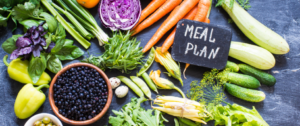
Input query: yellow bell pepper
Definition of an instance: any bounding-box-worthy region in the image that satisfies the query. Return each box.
[3,55,51,85]
[14,84,49,119]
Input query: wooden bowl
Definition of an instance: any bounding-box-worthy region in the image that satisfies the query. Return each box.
[48,63,113,125]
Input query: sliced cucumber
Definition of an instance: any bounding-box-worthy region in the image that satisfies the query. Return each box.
[238,64,276,86]
[222,72,260,89]
[225,61,239,72]
[225,83,265,102]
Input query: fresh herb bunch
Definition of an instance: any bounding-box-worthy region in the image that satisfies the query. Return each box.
[82,31,144,73]
[187,69,229,106]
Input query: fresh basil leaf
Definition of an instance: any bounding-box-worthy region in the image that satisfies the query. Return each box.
[0,14,8,27]
[55,23,66,39]
[63,39,74,46]
[44,33,52,49]
[19,19,39,30]
[28,53,47,84]
[51,39,65,53]
[29,0,41,5]
[2,34,23,53]
[55,46,84,60]
[11,2,41,22]
[47,55,62,73]
[40,12,57,33]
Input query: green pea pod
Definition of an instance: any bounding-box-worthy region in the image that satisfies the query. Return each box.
[14,84,49,119]
[177,117,198,126]
[117,76,144,98]
[130,76,152,99]
[40,12,58,33]
[137,47,155,76]
[141,72,158,93]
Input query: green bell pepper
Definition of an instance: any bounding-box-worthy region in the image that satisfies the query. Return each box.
[3,55,51,85]
[14,84,49,119]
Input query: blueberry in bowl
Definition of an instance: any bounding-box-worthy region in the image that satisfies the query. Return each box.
[49,63,112,125]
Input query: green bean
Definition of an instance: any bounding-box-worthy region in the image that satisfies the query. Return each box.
[141,72,158,93]
[174,118,179,126]
[117,76,144,98]
[177,117,197,126]
[137,47,155,76]
[130,76,152,99]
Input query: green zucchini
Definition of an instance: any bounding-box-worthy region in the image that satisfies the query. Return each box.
[229,42,275,70]
[222,72,260,89]
[238,64,276,86]
[225,61,239,72]
[225,83,265,102]
[221,0,289,54]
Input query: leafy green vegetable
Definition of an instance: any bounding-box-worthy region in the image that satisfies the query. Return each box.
[11,2,43,22]
[212,104,269,126]
[28,53,47,83]
[1,34,23,53]
[237,0,251,10]
[109,97,168,126]
[20,19,39,29]
[54,45,84,61]
[40,12,57,33]
[0,13,9,26]
[82,31,144,73]
[0,0,26,10]
[63,39,74,46]
[47,55,62,73]
[51,39,65,53]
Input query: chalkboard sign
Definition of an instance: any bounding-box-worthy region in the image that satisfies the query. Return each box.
[171,19,232,69]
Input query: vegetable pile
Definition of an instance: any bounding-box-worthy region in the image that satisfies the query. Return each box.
[99,0,141,31]
[109,97,168,126]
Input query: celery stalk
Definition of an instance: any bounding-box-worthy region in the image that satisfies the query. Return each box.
[41,0,91,49]
[51,2,94,40]
[221,0,289,54]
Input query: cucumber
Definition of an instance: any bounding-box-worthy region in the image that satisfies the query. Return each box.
[238,64,276,86]
[222,72,260,89]
[225,61,239,72]
[225,83,265,102]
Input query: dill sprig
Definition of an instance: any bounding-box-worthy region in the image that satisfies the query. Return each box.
[238,0,251,10]
[82,31,144,73]
[187,69,231,106]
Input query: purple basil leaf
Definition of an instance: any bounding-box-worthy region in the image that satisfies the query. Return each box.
[31,30,39,40]
[17,46,33,56]
[40,38,46,47]
[40,31,47,36]
[33,36,41,45]
[24,32,30,38]
[16,37,32,48]
[45,42,55,53]
[28,26,37,33]
[10,49,20,60]
[38,25,44,32]
[32,45,43,57]
[22,54,31,61]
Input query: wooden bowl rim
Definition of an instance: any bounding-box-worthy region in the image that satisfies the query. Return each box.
[48,63,113,125]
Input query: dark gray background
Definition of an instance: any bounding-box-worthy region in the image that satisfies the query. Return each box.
[0,0,299,125]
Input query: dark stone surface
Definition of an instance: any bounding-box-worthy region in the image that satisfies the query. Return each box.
[0,0,299,126]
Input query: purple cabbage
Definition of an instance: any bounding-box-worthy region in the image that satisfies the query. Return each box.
[99,0,141,31]
[9,22,50,60]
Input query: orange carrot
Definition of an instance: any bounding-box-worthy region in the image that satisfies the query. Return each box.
[194,0,211,21]
[133,0,167,29]
[161,6,198,53]
[131,0,182,36]
[142,0,200,53]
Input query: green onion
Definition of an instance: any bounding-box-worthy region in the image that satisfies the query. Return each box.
[41,0,91,49]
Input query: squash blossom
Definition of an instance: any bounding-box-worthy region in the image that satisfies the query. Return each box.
[154,47,183,85]
[150,70,185,98]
